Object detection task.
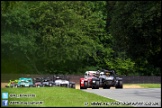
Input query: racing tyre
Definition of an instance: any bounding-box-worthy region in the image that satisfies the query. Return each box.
[69,84,72,88]
[84,81,88,89]
[103,85,106,89]
[80,86,84,89]
[11,85,14,88]
[103,84,110,89]
[116,81,123,89]
[96,81,100,89]
[5,86,9,88]
[92,81,99,89]
[119,81,123,88]
[80,82,87,89]
[37,85,40,88]
[80,85,86,89]
[72,84,75,89]
[107,86,110,89]
[15,85,18,88]
[49,83,52,87]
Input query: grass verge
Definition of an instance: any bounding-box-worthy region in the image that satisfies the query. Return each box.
[124,83,161,88]
[1,87,130,107]
[137,83,161,88]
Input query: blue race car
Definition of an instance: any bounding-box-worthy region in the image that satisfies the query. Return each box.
[17,77,34,87]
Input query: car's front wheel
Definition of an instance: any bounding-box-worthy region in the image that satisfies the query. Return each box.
[92,81,100,89]
[80,81,88,89]
[14,84,18,88]
[72,84,75,88]
[49,83,52,87]
[115,81,123,89]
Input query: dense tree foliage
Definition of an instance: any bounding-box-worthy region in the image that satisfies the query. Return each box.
[109,1,161,75]
[1,1,161,75]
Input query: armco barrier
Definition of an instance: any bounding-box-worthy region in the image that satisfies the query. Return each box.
[1,74,161,84]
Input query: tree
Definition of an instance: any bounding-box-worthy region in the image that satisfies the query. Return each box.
[1,1,40,74]
[109,1,161,75]
[2,1,160,75]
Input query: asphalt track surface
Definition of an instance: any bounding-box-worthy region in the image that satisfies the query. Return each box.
[82,88,161,107]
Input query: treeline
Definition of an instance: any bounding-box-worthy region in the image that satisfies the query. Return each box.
[1,1,161,75]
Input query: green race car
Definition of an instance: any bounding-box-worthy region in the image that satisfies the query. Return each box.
[5,79,19,88]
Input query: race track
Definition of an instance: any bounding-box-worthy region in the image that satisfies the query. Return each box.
[82,88,161,107]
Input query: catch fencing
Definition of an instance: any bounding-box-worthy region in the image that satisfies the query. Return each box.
[1,74,161,84]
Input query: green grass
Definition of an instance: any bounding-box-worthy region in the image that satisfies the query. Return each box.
[124,83,161,88]
[137,83,161,88]
[1,87,130,107]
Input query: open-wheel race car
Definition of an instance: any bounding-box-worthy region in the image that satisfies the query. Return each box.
[5,79,19,88]
[99,69,123,89]
[80,71,100,89]
[42,77,55,87]
[17,77,34,87]
[80,69,123,89]
[54,75,75,88]
[33,77,43,87]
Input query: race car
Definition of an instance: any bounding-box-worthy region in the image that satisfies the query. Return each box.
[17,77,34,87]
[33,77,43,87]
[5,79,19,88]
[42,77,55,87]
[80,71,100,89]
[99,69,123,89]
[54,75,75,88]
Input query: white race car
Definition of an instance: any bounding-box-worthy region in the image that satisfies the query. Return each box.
[54,76,75,88]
